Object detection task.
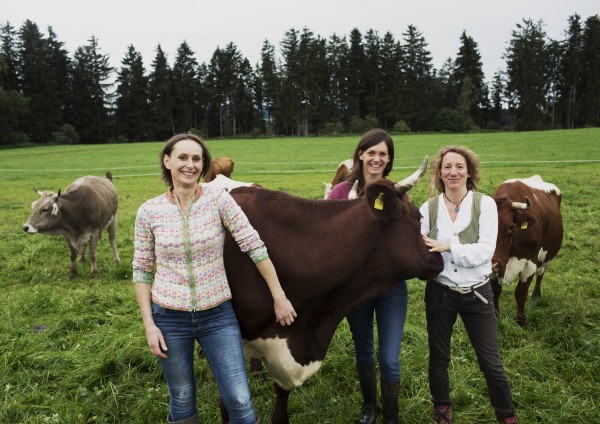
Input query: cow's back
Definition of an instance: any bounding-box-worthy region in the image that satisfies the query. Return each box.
[63,176,118,226]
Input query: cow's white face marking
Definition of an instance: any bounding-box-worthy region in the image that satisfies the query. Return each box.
[503,175,561,195]
[243,337,323,391]
[501,257,537,286]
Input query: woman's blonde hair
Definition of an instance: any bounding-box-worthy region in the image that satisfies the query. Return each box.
[428,145,480,197]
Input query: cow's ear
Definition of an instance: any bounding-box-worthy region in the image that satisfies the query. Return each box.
[515,212,537,230]
[365,183,400,219]
[51,201,61,216]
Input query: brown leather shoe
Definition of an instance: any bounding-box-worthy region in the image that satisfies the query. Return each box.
[433,405,452,423]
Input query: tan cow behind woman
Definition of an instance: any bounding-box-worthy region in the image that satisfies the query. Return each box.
[203,156,234,182]
[23,172,120,278]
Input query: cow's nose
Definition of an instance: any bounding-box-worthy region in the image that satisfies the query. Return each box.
[23,224,29,232]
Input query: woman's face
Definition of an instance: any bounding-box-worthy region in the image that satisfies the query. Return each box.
[163,138,204,188]
[359,141,390,180]
[441,151,470,192]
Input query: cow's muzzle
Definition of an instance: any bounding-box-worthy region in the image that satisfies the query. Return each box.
[23,224,37,233]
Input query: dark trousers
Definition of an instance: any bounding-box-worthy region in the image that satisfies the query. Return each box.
[425,280,515,420]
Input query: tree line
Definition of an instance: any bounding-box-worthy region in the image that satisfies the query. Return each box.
[1,14,599,145]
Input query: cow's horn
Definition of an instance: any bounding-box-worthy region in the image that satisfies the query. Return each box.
[347,180,359,199]
[394,156,428,192]
[33,187,43,196]
[511,196,531,210]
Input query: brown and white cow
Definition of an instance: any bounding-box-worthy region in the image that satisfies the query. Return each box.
[323,158,353,198]
[23,173,120,278]
[222,158,443,423]
[203,174,261,192]
[490,175,563,326]
[203,156,235,182]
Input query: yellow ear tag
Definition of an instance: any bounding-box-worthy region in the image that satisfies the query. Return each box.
[374,193,384,210]
[520,221,528,229]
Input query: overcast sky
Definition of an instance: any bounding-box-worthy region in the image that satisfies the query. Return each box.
[3,0,598,81]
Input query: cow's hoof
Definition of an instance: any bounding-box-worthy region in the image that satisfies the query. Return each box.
[68,273,77,279]
[91,272,100,279]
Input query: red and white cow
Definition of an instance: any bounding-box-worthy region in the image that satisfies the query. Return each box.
[490,175,563,326]
[222,158,443,423]
[203,156,235,182]
[23,172,120,278]
[323,159,353,198]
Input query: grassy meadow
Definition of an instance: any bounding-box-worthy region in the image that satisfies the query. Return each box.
[0,129,599,423]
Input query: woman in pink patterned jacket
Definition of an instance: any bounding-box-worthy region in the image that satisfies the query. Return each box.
[133,133,296,424]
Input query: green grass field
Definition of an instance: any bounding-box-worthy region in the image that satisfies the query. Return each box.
[1,129,599,423]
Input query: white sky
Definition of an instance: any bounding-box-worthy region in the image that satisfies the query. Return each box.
[3,0,598,82]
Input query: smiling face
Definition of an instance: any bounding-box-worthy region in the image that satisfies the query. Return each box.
[163,138,204,189]
[359,140,390,180]
[441,151,470,193]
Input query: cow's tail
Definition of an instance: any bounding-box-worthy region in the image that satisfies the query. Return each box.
[105,171,113,181]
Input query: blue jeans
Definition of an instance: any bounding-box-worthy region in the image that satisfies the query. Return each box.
[151,300,257,424]
[347,281,408,383]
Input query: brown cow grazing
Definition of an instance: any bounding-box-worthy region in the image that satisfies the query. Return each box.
[323,159,353,198]
[221,158,443,424]
[203,156,234,182]
[23,172,120,278]
[490,175,563,326]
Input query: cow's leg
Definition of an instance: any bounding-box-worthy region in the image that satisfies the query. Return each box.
[272,383,291,424]
[514,276,534,326]
[65,237,78,279]
[107,217,121,263]
[250,358,265,374]
[490,277,502,316]
[88,234,100,278]
[80,243,87,263]
[531,267,546,299]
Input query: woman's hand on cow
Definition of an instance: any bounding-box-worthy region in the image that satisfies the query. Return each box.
[145,323,168,359]
[422,235,451,253]
[274,297,297,326]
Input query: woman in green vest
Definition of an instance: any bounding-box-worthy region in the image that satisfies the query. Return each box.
[419,145,517,424]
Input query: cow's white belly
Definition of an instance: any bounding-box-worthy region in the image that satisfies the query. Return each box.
[243,337,323,391]
[501,257,537,285]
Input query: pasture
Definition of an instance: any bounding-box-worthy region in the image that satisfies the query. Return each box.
[0,129,599,423]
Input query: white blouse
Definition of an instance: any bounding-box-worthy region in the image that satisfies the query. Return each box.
[419,191,498,288]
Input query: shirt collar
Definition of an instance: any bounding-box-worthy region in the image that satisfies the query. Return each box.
[166,185,203,205]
